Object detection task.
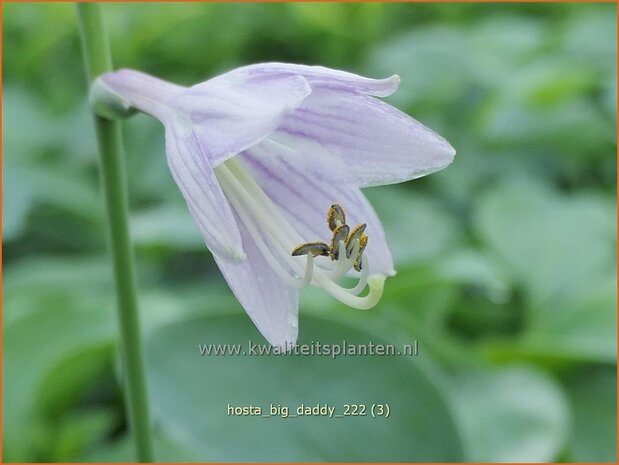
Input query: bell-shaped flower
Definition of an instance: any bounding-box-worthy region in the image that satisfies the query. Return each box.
[91,63,455,349]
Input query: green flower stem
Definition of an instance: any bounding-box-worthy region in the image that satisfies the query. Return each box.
[76,4,154,462]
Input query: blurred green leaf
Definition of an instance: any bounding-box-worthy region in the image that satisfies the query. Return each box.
[3,306,116,461]
[434,249,510,301]
[474,179,615,362]
[475,180,614,301]
[364,185,462,266]
[3,257,112,325]
[37,345,113,419]
[450,365,569,462]
[2,160,102,245]
[563,366,617,462]
[369,25,469,112]
[143,313,465,461]
[82,430,200,462]
[49,408,118,462]
[562,9,617,67]
[132,205,203,251]
[2,162,37,241]
[522,274,616,363]
[3,87,63,159]
[481,97,613,156]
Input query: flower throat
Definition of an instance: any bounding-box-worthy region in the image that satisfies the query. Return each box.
[214,158,385,310]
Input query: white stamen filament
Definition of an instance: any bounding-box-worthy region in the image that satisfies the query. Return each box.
[343,255,370,295]
[214,158,384,310]
[329,240,358,281]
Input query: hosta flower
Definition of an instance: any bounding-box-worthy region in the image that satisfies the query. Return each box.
[92,63,455,349]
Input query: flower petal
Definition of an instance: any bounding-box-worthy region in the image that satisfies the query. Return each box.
[222,62,400,97]
[237,137,395,276]
[179,73,312,166]
[95,69,185,122]
[98,69,313,168]
[213,219,299,349]
[278,88,456,187]
[165,121,245,262]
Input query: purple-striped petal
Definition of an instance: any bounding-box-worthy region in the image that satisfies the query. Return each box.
[180,73,311,166]
[221,62,400,97]
[213,219,299,349]
[279,87,456,187]
[165,121,245,262]
[97,68,313,168]
[238,137,395,276]
[94,69,185,122]
[90,64,458,348]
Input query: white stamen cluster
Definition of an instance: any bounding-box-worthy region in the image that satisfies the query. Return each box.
[215,158,385,310]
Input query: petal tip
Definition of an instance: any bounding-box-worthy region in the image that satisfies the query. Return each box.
[443,140,457,163]
[266,328,298,352]
[275,339,298,353]
[429,134,456,167]
[373,74,401,97]
[225,246,247,263]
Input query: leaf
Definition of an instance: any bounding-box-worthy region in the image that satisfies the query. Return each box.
[144,313,465,461]
[3,256,112,326]
[475,181,614,300]
[481,97,612,157]
[81,431,200,463]
[2,306,116,462]
[2,86,62,160]
[522,274,616,363]
[36,344,114,419]
[562,9,617,68]
[364,185,462,267]
[48,408,118,462]
[2,161,103,243]
[474,179,616,362]
[562,366,617,462]
[2,162,37,241]
[131,204,203,251]
[434,248,510,302]
[450,365,569,462]
[368,25,469,110]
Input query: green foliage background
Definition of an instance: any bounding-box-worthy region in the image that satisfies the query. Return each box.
[3,2,617,462]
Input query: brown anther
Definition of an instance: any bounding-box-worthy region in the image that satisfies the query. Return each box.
[327,204,346,232]
[345,223,367,259]
[353,235,368,272]
[292,241,330,257]
[330,224,350,260]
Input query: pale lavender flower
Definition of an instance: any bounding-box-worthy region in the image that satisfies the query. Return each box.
[92,63,455,348]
